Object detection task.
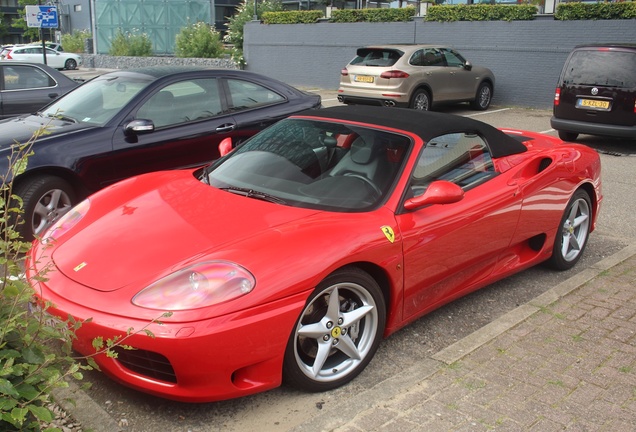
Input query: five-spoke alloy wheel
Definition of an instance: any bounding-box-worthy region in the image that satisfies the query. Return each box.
[284,267,386,392]
[548,189,591,270]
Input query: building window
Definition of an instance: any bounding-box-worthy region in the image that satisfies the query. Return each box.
[74,5,82,12]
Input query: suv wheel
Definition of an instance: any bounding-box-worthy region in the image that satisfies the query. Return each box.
[471,82,492,110]
[410,89,431,111]
[558,131,579,142]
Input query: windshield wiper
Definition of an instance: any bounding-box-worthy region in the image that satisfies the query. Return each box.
[45,113,78,123]
[219,186,286,204]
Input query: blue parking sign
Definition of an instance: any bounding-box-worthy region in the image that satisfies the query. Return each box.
[25,5,58,28]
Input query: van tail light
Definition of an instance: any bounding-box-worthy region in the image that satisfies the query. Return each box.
[633,100,636,114]
[554,88,561,106]
[380,70,410,79]
[341,68,349,76]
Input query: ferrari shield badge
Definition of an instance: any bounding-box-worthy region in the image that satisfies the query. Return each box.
[381,226,395,243]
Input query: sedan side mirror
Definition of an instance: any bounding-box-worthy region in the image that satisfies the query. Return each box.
[218,137,233,157]
[464,61,473,71]
[403,180,464,211]
[124,119,155,136]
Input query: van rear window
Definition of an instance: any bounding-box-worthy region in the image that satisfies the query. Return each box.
[563,50,636,88]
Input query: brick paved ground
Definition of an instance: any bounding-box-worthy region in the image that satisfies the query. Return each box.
[293,249,636,432]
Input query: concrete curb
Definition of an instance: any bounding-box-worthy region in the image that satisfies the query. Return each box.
[290,242,636,432]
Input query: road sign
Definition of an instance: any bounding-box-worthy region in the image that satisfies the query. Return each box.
[25,5,59,29]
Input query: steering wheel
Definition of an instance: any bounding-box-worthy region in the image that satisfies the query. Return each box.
[344,173,382,197]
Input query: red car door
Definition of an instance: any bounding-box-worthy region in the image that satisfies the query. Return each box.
[395,132,523,321]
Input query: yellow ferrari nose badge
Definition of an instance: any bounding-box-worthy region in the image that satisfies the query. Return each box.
[381,226,395,243]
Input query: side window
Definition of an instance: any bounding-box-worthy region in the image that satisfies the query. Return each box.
[3,66,53,90]
[410,50,424,66]
[410,132,495,197]
[441,48,465,68]
[226,79,284,112]
[422,49,443,66]
[136,78,222,128]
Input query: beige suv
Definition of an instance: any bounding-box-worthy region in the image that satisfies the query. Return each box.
[338,45,495,111]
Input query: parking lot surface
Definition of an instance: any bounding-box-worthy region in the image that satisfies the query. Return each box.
[53,74,636,431]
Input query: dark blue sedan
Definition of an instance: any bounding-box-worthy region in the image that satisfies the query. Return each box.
[1,67,321,239]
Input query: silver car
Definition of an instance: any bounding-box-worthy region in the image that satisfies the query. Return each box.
[338,45,495,111]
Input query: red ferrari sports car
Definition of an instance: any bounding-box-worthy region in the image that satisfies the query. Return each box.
[27,105,602,402]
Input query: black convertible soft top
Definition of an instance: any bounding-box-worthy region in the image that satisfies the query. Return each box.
[298,105,527,158]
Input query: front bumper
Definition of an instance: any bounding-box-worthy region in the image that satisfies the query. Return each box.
[27,264,308,403]
[551,116,636,139]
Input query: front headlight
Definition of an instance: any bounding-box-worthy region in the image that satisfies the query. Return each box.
[132,261,256,311]
[41,199,90,243]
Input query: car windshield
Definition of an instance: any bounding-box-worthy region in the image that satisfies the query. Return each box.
[205,118,411,212]
[40,73,153,126]
[563,50,636,88]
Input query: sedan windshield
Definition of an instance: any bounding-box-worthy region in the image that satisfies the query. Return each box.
[40,73,153,126]
[206,118,411,211]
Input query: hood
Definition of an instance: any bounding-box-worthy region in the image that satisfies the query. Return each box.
[51,171,319,292]
[0,115,93,151]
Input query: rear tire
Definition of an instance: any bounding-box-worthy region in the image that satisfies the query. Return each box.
[410,89,431,111]
[471,82,492,110]
[547,189,591,271]
[64,59,77,70]
[558,131,579,142]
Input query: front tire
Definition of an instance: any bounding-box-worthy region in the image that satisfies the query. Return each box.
[410,89,431,111]
[283,267,386,392]
[547,190,591,271]
[12,175,76,241]
[471,82,492,110]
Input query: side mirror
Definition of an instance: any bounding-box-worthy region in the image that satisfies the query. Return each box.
[403,180,464,211]
[218,137,233,157]
[124,119,155,136]
[464,61,473,71]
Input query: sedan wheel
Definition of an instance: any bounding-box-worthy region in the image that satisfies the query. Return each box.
[547,190,591,271]
[283,267,386,392]
[13,175,76,241]
[471,82,492,110]
[64,59,77,70]
[410,89,431,111]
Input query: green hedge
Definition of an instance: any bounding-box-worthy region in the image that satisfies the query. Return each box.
[262,10,324,24]
[426,4,537,21]
[330,7,417,22]
[555,1,636,20]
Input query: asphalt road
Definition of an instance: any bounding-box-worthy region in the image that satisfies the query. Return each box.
[58,75,636,431]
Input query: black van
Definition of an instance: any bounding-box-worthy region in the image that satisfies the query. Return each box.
[550,44,636,142]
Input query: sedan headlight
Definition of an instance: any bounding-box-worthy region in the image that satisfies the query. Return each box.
[132,261,256,311]
[41,199,90,243]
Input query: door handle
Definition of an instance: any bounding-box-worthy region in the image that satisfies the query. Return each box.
[48,93,59,99]
[216,123,236,133]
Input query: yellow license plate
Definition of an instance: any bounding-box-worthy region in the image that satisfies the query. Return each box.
[578,99,610,109]
[354,75,374,83]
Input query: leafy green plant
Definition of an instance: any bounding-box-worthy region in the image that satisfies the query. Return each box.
[175,22,225,58]
[330,7,417,23]
[0,125,84,431]
[555,1,636,20]
[61,30,92,54]
[426,4,537,21]
[262,10,324,24]
[109,29,153,57]
[224,0,283,66]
